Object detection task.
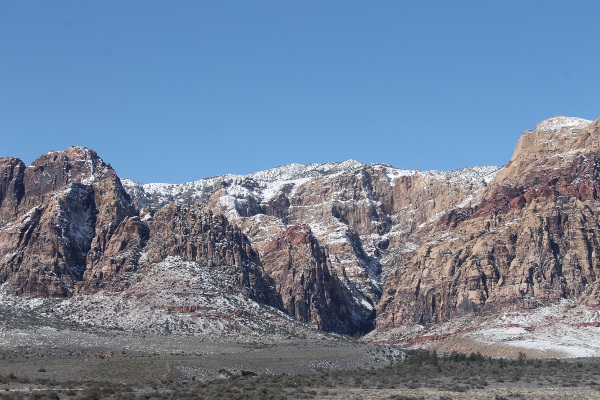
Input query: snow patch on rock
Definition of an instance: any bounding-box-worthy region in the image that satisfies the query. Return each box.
[535,116,592,132]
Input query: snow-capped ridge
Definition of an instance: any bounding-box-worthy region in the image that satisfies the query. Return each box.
[122,159,504,214]
[433,165,502,183]
[125,160,501,196]
[535,116,592,132]
[246,159,366,182]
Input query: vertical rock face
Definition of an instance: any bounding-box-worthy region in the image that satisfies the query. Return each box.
[0,157,25,224]
[77,215,150,293]
[141,203,281,308]
[4,116,600,339]
[123,161,496,334]
[376,117,600,330]
[262,225,361,334]
[0,193,91,297]
[0,147,136,296]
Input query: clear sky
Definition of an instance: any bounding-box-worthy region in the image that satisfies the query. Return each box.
[1,1,599,183]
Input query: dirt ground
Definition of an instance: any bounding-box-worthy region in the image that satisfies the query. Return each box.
[2,305,600,399]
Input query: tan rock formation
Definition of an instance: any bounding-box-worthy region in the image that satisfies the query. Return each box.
[0,147,136,296]
[376,117,600,331]
[123,160,497,334]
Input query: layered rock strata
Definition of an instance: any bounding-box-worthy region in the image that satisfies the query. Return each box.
[376,117,600,330]
[122,161,497,333]
[0,147,136,296]
[3,116,599,339]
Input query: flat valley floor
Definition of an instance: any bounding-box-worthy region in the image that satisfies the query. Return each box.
[2,331,600,399]
[1,306,600,399]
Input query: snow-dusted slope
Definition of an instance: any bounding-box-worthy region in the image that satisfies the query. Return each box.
[123,161,378,209]
[122,161,500,210]
[535,116,592,132]
[52,257,316,339]
[6,115,600,350]
[121,160,501,335]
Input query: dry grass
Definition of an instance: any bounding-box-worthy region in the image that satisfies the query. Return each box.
[1,346,600,399]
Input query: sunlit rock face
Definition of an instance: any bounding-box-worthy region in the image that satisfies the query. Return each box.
[122,153,498,334]
[4,116,600,339]
[376,117,600,330]
[0,147,136,297]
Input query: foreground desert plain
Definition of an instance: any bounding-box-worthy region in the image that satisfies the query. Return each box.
[1,299,600,400]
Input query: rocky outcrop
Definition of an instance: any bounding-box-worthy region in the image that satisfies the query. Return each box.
[141,203,281,307]
[262,225,362,334]
[0,147,136,296]
[376,117,600,331]
[0,148,277,309]
[0,157,25,224]
[123,161,497,334]
[76,215,150,293]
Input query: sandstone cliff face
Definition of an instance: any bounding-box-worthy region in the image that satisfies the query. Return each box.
[261,225,361,334]
[123,161,497,334]
[376,117,600,331]
[0,147,136,296]
[0,147,276,310]
[5,116,600,340]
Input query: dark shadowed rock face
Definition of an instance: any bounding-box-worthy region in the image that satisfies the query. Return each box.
[0,157,25,225]
[261,225,368,334]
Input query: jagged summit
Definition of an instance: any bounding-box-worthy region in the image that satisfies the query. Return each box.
[27,146,115,185]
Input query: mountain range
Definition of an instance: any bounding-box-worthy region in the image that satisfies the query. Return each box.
[2,116,600,355]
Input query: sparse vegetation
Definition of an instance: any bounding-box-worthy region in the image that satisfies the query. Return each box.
[1,347,600,399]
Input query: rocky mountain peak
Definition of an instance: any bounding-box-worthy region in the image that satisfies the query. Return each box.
[0,146,137,297]
[491,116,599,189]
[0,147,125,226]
[535,116,592,132]
[376,115,600,343]
[27,146,114,186]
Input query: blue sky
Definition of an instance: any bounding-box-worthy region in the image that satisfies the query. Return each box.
[1,1,599,183]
